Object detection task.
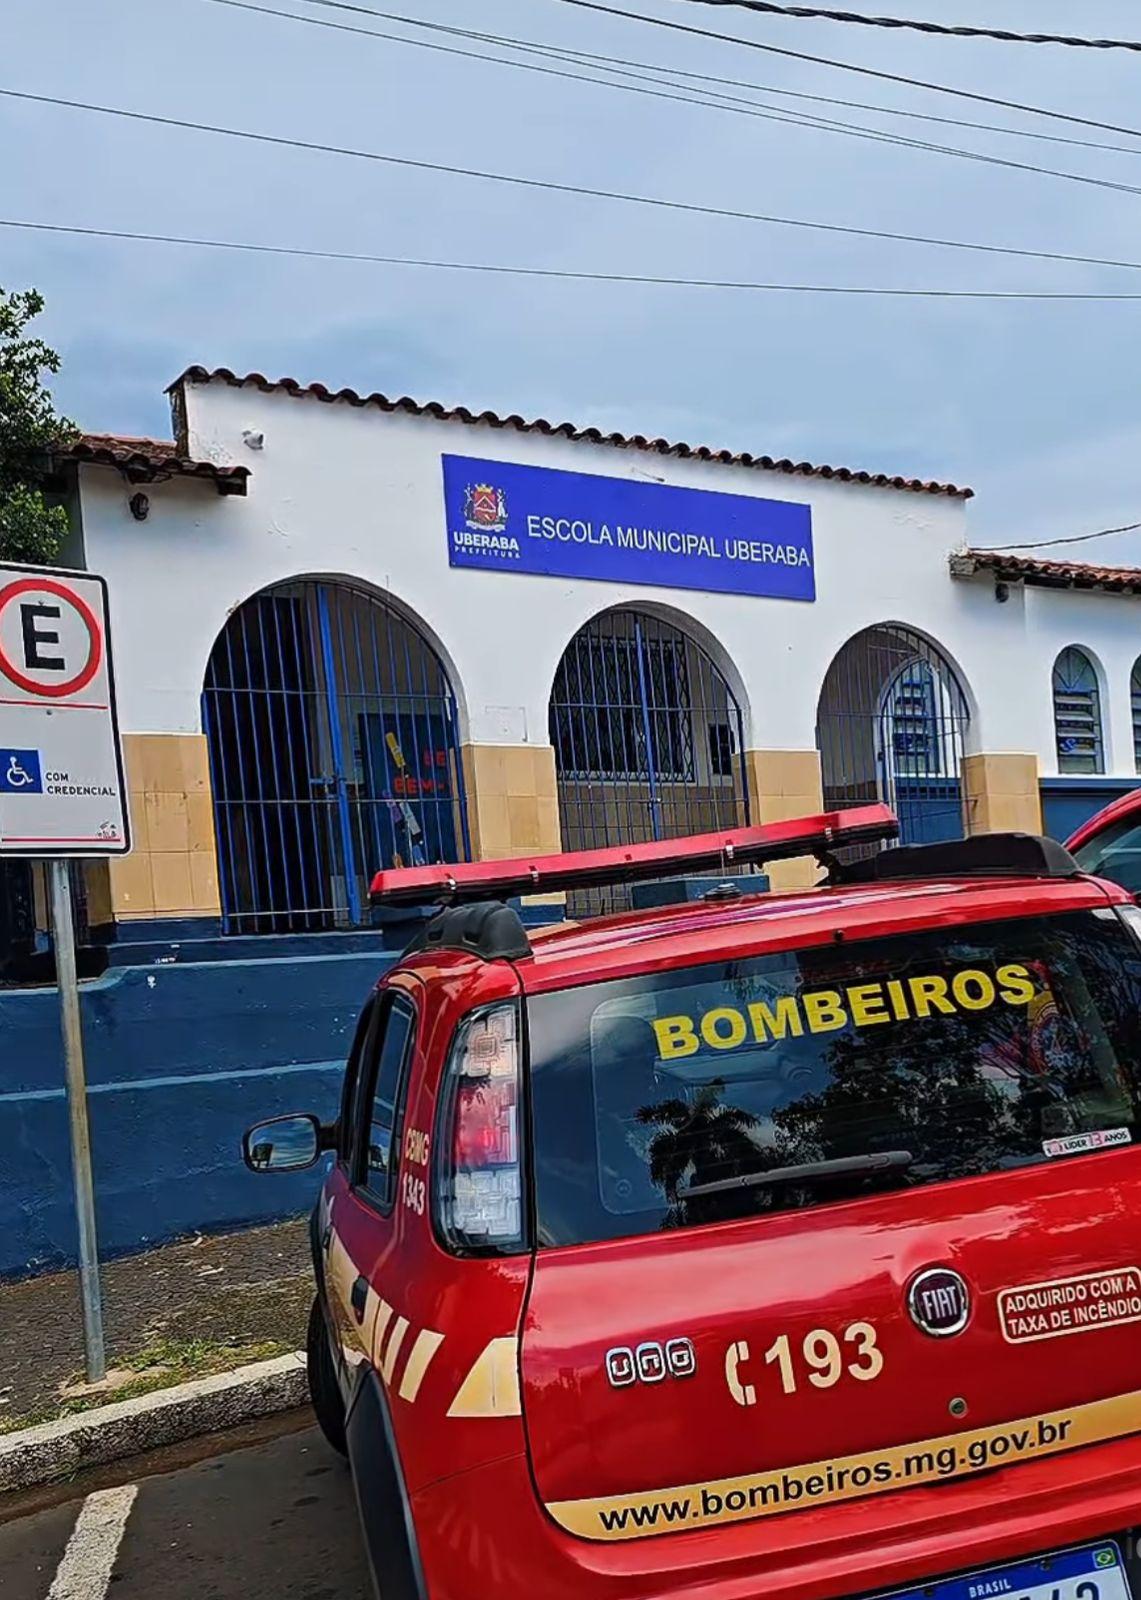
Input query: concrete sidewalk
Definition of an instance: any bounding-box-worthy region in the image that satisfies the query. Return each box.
[0,1218,311,1432]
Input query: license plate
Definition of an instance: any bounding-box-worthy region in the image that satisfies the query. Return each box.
[885,1542,1129,1600]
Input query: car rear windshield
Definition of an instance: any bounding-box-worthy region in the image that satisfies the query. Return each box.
[527,909,1141,1246]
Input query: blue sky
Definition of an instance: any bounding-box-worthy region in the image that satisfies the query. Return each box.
[5,0,1141,545]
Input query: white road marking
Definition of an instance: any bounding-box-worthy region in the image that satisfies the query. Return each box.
[47,1483,138,1600]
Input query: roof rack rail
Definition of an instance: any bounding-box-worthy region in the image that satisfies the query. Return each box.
[371,803,898,909]
[827,831,1079,885]
[403,902,532,963]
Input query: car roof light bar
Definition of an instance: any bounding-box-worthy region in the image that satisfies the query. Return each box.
[370,804,899,908]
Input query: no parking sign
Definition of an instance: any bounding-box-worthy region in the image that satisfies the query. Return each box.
[0,562,130,856]
[0,560,131,1378]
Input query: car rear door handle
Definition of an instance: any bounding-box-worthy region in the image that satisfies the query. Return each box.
[350,1275,369,1323]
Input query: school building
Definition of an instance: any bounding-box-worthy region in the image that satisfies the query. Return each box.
[2,362,1138,1272]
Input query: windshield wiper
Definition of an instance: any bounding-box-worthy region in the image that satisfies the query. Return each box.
[677,1150,914,1200]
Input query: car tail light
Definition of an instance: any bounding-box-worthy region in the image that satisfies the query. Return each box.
[434,1003,525,1253]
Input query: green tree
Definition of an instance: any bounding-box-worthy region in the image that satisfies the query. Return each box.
[637,1080,762,1227]
[0,287,75,565]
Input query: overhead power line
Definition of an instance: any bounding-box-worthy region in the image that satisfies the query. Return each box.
[210,0,1141,158]
[10,76,1141,242]
[206,0,1114,185]
[202,1,1141,196]
[673,0,1141,53]
[978,521,1141,552]
[8,216,1141,296]
[549,0,1141,141]
[9,83,1141,274]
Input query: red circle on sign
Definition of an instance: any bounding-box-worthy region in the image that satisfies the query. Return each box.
[0,578,103,698]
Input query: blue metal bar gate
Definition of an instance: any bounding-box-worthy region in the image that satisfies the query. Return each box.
[202,580,470,935]
[817,623,971,848]
[549,609,750,914]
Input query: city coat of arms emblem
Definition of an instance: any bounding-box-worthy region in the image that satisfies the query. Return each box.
[464,483,507,532]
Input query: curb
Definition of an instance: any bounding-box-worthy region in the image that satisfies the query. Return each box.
[0,1352,308,1493]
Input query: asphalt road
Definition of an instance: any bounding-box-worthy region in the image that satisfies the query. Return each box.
[0,1416,373,1599]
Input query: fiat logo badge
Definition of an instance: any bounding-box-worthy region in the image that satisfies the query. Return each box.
[908,1266,971,1337]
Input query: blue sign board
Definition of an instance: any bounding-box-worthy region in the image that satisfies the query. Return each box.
[0,748,43,794]
[442,454,815,602]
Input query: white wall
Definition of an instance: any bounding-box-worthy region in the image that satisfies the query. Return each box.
[1021,588,1140,778]
[74,378,1135,776]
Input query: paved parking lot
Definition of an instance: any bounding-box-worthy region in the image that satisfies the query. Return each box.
[0,1419,372,1599]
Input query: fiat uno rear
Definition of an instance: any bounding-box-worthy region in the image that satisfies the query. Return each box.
[244,808,1141,1600]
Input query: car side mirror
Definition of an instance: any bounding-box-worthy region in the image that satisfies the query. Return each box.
[242,1112,326,1173]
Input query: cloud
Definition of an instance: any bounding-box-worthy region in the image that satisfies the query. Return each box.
[6,0,1140,541]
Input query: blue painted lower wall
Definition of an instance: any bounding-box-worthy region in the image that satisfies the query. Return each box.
[0,949,396,1277]
[1040,777,1141,843]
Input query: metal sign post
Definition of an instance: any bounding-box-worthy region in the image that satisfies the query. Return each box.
[48,858,106,1379]
[0,562,130,1384]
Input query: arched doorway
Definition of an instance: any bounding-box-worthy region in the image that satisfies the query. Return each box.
[816,624,971,845]
[549,609,749,910]
[202,579,469,934]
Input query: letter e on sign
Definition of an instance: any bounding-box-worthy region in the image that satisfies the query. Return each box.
[0,563,130,857]
[0,578,102,697]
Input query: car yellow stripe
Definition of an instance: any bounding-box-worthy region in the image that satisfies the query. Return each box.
[446,1337,521,1418]
[372,1299,393,1364]
[545,1386,1141,1541]
[380,1316,410,1385]
[397,1330,446,1403]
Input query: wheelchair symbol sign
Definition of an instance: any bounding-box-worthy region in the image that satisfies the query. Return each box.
[0,562,129,857]
[0,748,43,794]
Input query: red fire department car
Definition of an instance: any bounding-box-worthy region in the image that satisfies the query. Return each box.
[244,806,1141,1600]
[1067,788,1141,894]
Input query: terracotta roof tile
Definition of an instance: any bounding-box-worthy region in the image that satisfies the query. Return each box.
[58,433,249,496]
[950,549,1141,593]
[172,366,972,500]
